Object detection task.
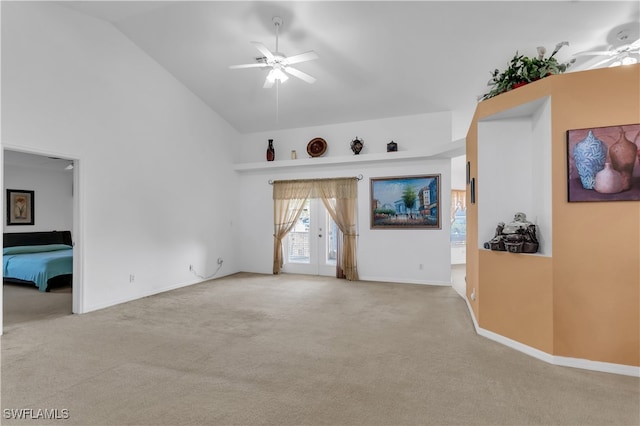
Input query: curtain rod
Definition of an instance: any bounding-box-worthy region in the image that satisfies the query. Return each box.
[268,175,363,185]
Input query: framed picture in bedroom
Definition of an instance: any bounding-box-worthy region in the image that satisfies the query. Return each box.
[370,174,441,229]
[567,123,640,202]
[6,189,35,226]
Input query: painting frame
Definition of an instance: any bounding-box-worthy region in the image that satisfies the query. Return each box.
[370,174,441,230]
[6,189,35,226]
[466,161,471,185]
[470,178,476,204]
[567,123,640,202]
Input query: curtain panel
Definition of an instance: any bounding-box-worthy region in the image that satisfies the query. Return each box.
[272,177,359,280]
[451,190,466,221]
[272,180,313,275]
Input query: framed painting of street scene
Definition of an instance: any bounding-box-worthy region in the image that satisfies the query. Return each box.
[370,174,440,229]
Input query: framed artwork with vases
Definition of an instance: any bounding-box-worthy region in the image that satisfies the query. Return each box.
[567,123,640,202]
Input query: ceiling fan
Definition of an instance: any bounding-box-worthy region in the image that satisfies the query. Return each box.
[229,16,318,88]
[573,30,640,69]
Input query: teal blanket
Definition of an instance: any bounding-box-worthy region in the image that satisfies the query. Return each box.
[3,245,73,291]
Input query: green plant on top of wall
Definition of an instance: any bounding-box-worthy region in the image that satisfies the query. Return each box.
[480,42,575,101]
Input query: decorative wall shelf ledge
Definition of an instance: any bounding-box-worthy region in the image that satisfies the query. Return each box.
[234,139,465,172]
[480,248,550,258]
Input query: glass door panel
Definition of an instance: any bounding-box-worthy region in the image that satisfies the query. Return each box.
[287,199,311,265]
[284,198,336,276]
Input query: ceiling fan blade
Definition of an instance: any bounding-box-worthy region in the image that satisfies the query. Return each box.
[284,66,316,84]
[251,41,275,61]
[573,50,616,57]
[229,63,268,69]
[629,38,640,49]
[284,51,319,65]
[590,56,618,68]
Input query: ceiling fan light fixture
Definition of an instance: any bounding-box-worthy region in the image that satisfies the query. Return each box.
[267,67,288,83]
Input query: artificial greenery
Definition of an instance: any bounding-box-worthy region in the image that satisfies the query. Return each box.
[480,42,574,101]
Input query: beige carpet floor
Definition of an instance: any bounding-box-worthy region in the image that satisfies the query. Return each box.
[3,281,72,327]
[2,272,639,425]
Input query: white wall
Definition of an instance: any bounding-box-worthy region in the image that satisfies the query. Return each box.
[451,155,467,190]
[3,163,73,233]
[236,113,453,285]
[478,118,533,246]
[530,98,552,256]
[1,2,241,313]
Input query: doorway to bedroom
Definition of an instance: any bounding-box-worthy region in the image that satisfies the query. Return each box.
[2,149,80,333]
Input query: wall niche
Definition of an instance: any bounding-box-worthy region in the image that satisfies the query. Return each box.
[477,96,552,256]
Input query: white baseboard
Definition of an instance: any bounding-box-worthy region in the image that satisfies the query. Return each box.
[460,293,640,377]
[358,275,451,286]
[551,356,640,377]
[84,272,233,314]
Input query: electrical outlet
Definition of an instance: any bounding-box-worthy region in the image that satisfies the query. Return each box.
[129,274,135,283]
[419,263,423,270]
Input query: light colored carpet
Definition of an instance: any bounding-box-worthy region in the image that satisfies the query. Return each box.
[3,282,72,328]
[2,272,638,425]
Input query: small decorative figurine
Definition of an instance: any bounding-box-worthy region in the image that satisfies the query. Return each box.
[350,137,364,155]
[484,212,539,254]
[387,141,398,152]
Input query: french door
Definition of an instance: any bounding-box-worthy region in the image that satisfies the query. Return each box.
[283,198,338,276]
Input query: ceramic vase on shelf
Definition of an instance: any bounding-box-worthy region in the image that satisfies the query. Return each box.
[594,162,624,194]
[609,129,637,191]
[573,130,607,190]
[350,137,363,155]
[266,139,275,162]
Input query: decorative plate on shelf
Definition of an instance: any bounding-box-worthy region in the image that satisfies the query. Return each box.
[307,137,327,157]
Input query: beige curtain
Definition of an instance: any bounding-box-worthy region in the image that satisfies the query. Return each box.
[314,178,359,281]
[272,177,359,280]
[272,180,313,274]
[451,190,466,221]
[335,230,345,279]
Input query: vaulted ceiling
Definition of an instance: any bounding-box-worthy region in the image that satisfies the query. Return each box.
[57,1,640,136]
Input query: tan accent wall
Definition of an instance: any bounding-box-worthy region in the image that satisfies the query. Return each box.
[467,65,640,367]
[479,251,553,353]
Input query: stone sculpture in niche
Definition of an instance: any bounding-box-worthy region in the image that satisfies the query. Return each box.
[484,212,539,253]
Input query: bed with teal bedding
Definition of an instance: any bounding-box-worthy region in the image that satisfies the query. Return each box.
[3,231,73,292]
